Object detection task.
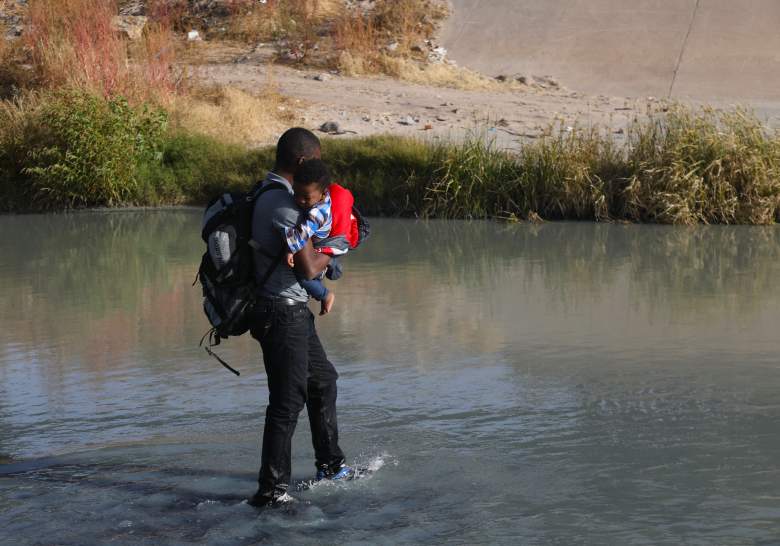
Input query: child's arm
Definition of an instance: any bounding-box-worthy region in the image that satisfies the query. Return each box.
[285,194,332,254]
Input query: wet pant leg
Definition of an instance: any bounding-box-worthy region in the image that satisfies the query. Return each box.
[304,310,345,470]
[250,304,309,499]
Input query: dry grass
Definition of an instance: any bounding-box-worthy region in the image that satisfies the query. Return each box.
[8,0,486,93]
[146,0,189,31]
[623,106,780,224]
[333,0,445,54]
[2,0,297,147]
[22,0,179,101]
[217,0,341,44]
[207,0,458,85]
[0,0,25,20]
[26,0,127,93]
[331,0,502,88]
[168,84,298,147]
[339,52,507,90]
[175,38,249,65]
[0,32,27,97]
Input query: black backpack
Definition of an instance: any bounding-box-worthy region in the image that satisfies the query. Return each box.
[352,205,371,248]
[197,181,285,374]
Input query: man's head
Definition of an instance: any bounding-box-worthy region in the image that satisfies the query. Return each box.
[293,159,331,209]
[275,127,321,176]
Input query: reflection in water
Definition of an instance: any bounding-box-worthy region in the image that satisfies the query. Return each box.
[328,220,780,366]
[1,213,779,544]
[1,214,779,399]
[1,214,779,390]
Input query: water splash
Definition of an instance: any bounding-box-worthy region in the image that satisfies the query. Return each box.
[296,452,392,492]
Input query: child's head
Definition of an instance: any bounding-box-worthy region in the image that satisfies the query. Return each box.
[293,159,331,209]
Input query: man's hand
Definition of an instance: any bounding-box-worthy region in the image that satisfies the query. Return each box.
[293,239,330,280]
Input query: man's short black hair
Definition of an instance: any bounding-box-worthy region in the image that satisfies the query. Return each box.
[295,159,331,191]
[275,127,321,172]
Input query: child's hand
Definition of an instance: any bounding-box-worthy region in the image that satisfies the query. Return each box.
[320,291,336,316]
[285,252,295,268]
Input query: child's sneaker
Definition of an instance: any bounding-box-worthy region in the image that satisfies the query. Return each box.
[316,462,353,481]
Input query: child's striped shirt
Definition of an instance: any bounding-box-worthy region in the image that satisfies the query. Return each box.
[285,191,332,253]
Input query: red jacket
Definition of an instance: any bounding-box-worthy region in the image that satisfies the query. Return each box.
[321,182,358,255]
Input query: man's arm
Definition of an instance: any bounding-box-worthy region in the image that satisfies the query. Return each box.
[270,195,330,280]
[294,239,331,280]
[285,199,332,254]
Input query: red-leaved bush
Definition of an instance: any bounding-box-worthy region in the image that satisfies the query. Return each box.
[25,0,178,101]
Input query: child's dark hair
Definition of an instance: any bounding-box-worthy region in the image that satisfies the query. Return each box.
[295,159,331,191]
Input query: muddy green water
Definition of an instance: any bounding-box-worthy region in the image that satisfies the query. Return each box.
[1,213,779,545]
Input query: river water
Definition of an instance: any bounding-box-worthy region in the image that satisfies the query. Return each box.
[1,212,778,545]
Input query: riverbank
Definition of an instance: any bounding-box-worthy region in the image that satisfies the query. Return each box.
[2,89,779,224]
[3,2,779,224]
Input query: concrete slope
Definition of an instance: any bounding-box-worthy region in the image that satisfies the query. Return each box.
[441,0,780,102]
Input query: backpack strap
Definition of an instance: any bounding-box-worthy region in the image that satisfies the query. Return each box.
[255,244,284,293]
[250,180,287,201]
[248,180,289,293]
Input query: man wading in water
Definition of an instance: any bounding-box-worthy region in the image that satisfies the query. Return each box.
[247,128,352,507]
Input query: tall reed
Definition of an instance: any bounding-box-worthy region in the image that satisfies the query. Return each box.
[322,108,780,224]
[2,95,779,223]
[624,107,780,224]
[24,0,178,100]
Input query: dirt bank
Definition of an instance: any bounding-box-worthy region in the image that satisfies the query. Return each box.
[199,58,780,152]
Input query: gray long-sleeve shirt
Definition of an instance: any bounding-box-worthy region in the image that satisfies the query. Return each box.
[251,172,309,302]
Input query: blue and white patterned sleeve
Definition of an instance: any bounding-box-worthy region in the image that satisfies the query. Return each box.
[284,192,332,253]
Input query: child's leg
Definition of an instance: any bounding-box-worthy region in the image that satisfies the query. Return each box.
[325,256,343,281]
[300,277,329,302]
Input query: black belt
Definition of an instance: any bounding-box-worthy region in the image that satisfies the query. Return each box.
[257,296,308,307]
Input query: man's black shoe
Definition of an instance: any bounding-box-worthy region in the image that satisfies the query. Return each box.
[247,491,273,508]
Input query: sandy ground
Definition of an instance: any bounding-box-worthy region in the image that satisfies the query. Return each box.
[200,59,666,151]
[199,57,780,152]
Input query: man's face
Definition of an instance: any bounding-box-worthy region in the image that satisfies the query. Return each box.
[293,182,324,210]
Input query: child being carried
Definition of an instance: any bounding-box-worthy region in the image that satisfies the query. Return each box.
[285,159,360,315]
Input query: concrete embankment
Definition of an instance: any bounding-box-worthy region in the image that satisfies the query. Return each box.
[441,0,780,103]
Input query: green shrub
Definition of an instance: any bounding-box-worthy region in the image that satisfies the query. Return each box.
[1,89,167,210]
[143,131,272,205]
[3,97,780,224]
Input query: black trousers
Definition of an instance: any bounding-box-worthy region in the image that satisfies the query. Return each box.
[249,301,345,499]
